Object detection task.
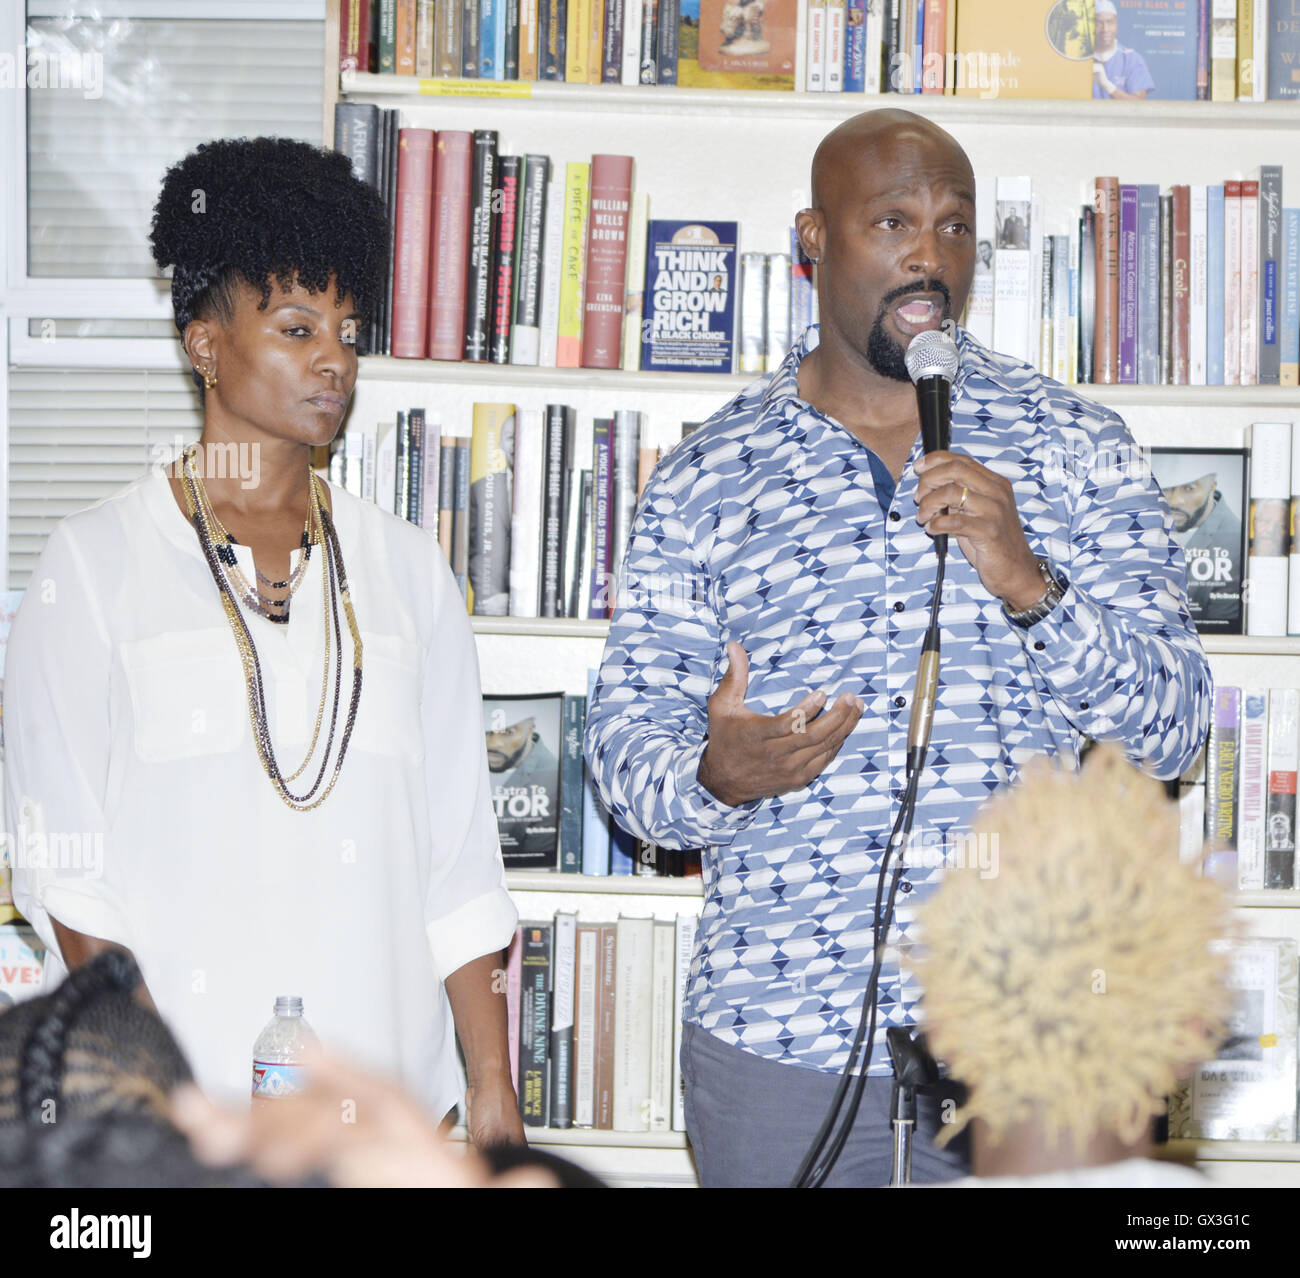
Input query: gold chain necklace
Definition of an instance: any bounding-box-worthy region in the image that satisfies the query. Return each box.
[179,446,363,809]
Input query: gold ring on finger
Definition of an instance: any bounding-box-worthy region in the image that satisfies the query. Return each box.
[959,485,969,511]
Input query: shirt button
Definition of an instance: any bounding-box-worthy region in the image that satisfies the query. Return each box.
[889,511,901,522]
[1033,640,1045,651]
[899,881,913,894]
[894,696,906,708]
[893,601,905,613]
[1080,702,1090,710]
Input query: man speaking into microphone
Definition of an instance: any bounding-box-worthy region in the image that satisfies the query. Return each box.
[583,109,1210,1187]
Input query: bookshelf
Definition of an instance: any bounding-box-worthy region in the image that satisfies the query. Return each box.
[330,8,1300,1189]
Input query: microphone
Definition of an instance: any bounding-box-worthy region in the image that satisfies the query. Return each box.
[903,326,959,777]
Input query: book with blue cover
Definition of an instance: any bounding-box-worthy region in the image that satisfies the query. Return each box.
[1093,0,1199,100]
[641,219,739,373]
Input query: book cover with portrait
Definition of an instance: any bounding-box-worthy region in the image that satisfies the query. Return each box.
[641,220,739,373]
[678,0,796,88]
[1148,447,1247,634]
[953,0,1093,98]
[1092,0,1199,101]
[482,691,563,868]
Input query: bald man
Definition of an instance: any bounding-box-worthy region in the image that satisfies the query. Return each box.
[584,110,1210,1187]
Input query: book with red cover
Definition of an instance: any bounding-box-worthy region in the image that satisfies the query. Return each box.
[427,131,473,361]
[580,154,634,369]
[391,129,435,359]
[1093,176,1120,385]
[340,0,373,70]
[921,0,946,92]
[1172,183,1191,385]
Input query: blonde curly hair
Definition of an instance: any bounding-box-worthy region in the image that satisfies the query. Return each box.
[907,743,1233,1153]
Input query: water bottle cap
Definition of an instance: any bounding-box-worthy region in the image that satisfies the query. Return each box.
[274,995,304,1016]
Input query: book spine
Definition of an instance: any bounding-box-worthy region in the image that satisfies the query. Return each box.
[340,0,372,71]
[395,410,410,518]
[452,437,471,600]
[505,0,521,76]
[573,924,599,1126]
[1247,419,1292,636]
[508,407,544,617]
[1237,0,1254,98]
[380,110,400,356]
[992,176,1032,366]
[594,924,617,1127]
[1268,0,1300,98]
[582,700,611,875]
[420,414,442,532]
[397,0,417,72]
[921,0,944,92]
[739,252,768,373]
[589,418,613,618]
[602,0,624,81]
[1190,184,1209,385]
[511,154,551,364]
[463,130,499,362]
[826,0,847,91]
[795,0,809,90]
[538,178,564,367]
[437,439,456,559]
[559,693,586,871]
[1197,0,1210,99]
[416,0,435,73]
[1037,233,1053,375]
[671,914,696,1130]
[468,403,515,615]
[1253,0,1268,99]
[540,404,568,617]
[1118,185,1138,384]
[621,192,649,371]
[1238,690,1268,890]
[1266,688,1299,889]
[648,919,675,1131]
[489,153,522,364]
[557,162,590,368]
[1172,184,1191,385]
[610,822,636,876]
[1027,194,1044,372]
[808,0,827,90]
[506,928,522,1092]
[462,0,483,75]
[1093,176,1120,385]
[379,0,398,70]
[612,916,653,1132]
[1136,185,1160,385]
[1077,206,1096,383]
[1284,208,1300,387]
[435,0,463,72]
[610,409,641,597]
[518,922,552,1127]
[519,0,539,76]
[1211,0,1236,100]
[846,0,867,91]
[655,0,677,82]
[1159,193,1173,384]
[638,0,659,84]
[561,414,585,614]
[332,102,382,191]
[1206,685,1241,864]
[1258,165,1283,384]
[428,131,473,360]
[766,252,792,366]
[549,912,576,1129]
[391,128,435,359]
[621,0,642,83]
[1207,184,1226,385]
[375,417,398,516]
[480,0,498,76]
[1225,179,1243,384]
[1289,421,1300,634]
[580,155,634,369]
[344,427,364,499]
[539,0,566,77]
[1241,178,1260,383]
[407,407,425,524]
[1051,233,1070,383]
[567,0,591,80]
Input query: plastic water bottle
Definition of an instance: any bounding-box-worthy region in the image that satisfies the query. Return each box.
[251,995,319,1102]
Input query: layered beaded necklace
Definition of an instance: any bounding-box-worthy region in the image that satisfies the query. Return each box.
[179,444,363,811]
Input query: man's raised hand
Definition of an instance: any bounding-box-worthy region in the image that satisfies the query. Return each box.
[696,642,865,808]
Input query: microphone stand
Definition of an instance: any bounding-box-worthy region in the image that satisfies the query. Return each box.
[886,1027,940,1186]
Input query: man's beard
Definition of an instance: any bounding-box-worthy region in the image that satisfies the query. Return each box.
[866,280,953,381]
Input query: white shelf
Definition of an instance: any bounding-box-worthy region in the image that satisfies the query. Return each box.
[507,870,702,896]
[361,354,1300,408]
[341,73,1300,130]
[1166,1139,1300,1163]
[1235,890,1300,909]
[1202,636,1300,656]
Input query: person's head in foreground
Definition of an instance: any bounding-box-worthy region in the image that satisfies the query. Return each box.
[908,744,1233,1182]
[149,135,388,439]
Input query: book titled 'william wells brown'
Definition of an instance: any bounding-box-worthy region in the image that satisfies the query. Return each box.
[580,154,634,369]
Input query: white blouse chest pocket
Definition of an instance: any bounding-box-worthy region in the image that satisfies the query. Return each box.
[119,627,248,762]
[349,632,424,760]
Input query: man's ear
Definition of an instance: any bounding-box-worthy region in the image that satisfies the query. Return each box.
[794,208,824,264]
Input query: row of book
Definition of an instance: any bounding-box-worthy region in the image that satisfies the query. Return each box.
[969,168,1299,388]
[507,913,698,1132]
[339,0,1300,101]
[335,106,809,374]
[483,687,705,874]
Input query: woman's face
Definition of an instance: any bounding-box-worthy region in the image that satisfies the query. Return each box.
[191,273,360,449]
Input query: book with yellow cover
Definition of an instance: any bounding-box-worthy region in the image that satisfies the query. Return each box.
[954,0,1093,98]
[567,0,593,80]
[557,162,591,368]
[677,0,796,89]
[468,402,517,617]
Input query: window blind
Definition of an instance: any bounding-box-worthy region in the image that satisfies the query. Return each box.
[26,17,324,278]
[8,367,201,587]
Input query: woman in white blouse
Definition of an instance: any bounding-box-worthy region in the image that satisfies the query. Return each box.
[6,137,522,1144]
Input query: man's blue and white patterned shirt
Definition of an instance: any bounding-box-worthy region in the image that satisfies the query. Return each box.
[584,323,1211,1076]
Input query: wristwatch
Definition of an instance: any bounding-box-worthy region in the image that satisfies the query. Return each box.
[1003,557,1068,629]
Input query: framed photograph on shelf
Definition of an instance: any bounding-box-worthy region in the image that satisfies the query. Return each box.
[1147,447,1247,635]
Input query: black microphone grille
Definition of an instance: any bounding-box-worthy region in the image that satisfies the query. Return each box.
[904,328,960,384]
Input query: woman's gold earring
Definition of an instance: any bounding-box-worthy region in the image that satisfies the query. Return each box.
[201,368,217,390]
